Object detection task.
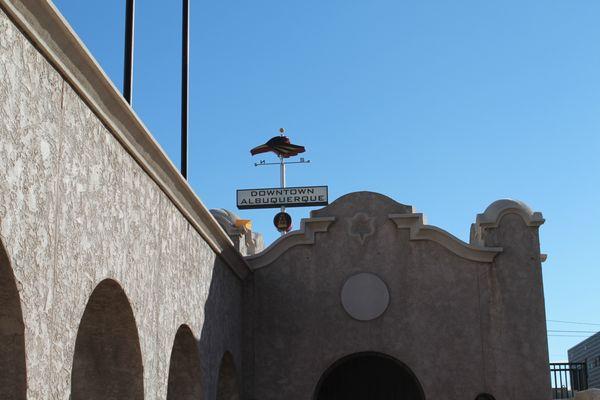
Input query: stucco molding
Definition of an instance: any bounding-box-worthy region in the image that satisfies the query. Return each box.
[347,212,376,245]
[389,213,502,263]
[475,199,545,228]
[245,217,336,270]
[0,0,250,278]
[471,199,545,247]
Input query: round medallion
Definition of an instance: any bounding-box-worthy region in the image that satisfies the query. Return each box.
[340,272,390,321]
[273,212,292,232]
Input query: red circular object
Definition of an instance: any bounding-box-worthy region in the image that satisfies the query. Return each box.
[273,212,292,232]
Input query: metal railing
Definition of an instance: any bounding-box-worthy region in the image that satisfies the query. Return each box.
[550,362,588,399]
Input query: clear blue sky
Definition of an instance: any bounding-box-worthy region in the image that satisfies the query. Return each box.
[52,0,600,362]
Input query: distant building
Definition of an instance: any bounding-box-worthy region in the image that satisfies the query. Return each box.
[569,331,600,389]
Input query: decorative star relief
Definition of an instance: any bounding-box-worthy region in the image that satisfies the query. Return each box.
[348,212,376,244]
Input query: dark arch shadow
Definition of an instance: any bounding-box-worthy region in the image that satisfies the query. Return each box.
[216,351,240,400]
[476,394,496,400]
[0,241,26,399]
[167,325,203,400]
[314,352,426,400]
[71,279,144,400]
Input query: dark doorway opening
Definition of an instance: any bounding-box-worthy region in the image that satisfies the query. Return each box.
[216,351,240,400]
[0,242,26,400]
[71,279,144,400]
[166,325,202,400]
[314,352,425,400]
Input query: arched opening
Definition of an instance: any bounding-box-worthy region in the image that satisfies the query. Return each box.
[166,325,202,400]
[71,279,143,400]
[0,242,26,399]
[314,352,425,400]
[475,394,496,400]
[216,352,239,400]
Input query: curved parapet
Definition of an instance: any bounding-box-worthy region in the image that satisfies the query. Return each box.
[245,217,335,270]
[471,199,545,246]
[246,192,507,269]
[389,214,502,263]
[311,191,414,218]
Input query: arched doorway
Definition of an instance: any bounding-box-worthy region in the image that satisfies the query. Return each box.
[0,242,26,399]
[71,279,144,400]
[166,325,202,400]
[314,352,425,400]
[216,352,239,400]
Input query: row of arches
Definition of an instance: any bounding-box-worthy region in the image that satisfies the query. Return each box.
[3,241,496,400]
[1,248,238,399]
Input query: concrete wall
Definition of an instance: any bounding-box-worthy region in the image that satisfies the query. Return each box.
[0,5,246,399]
[245,192,551,400]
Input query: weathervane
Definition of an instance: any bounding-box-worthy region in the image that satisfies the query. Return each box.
[237,128,327,234]
[249,128,311,234]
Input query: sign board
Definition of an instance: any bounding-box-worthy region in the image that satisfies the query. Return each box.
[237,186,328,210]
[273,212,293,232]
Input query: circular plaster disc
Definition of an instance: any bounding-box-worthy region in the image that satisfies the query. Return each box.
[341,273,390,321]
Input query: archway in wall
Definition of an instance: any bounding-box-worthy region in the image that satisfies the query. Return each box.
[166,325,202,400]
[71,279,143,400]
[0,242,26,399]
[314,352,425,400]
[216,352,239,400]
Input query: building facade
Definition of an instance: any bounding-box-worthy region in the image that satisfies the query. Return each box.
[244,193,550,399]
[0,1,551,399]
[569,332,600,389]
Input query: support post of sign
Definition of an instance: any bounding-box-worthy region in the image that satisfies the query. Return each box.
[279,155,286,235]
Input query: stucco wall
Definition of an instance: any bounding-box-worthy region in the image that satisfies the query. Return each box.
[245,192,550,400]
[0,7,244,399]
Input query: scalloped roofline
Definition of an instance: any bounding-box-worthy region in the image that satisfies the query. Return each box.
[389,214,502,263]
[245,217,336,269]
[246,195,545,270]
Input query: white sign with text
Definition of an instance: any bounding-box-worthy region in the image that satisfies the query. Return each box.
[237,186,328,209]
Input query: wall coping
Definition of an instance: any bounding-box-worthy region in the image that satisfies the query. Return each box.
[470,199,545,247]
[245,217,336,270]
[389,213,502,263]
[0,0,250,279]
[246,212,502,269]
[246,197,546,268]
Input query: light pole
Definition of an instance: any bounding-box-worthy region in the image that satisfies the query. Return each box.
[123,0,135,104]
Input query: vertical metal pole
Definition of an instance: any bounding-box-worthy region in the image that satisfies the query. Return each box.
[279,155,286,236]
[123,0,135,104]
[181,0,190,179]
[280,156,286,204]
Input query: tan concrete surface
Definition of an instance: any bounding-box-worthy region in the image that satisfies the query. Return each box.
[0,7,245,399]
[576,389,600,400]
[245,192,550,400]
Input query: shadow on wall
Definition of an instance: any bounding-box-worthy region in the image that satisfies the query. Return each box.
[217,352,240,400]
[70,279,144,400]
[167,325,203,400]
[66,257,242,399]
[0,240,26,400]
[196,257,242,400]
[166,256,242,400]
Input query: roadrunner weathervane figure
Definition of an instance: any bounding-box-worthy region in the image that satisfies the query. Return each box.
[250,128,306,158]
[250,128,310,234]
